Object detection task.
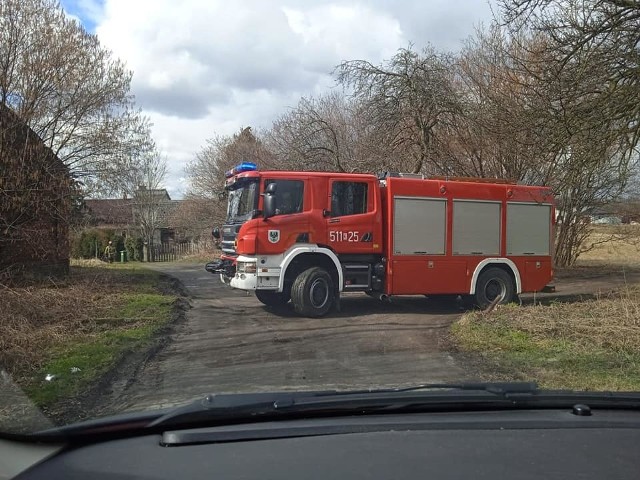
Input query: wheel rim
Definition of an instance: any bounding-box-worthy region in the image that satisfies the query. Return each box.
[484,278,507,303]
[309,278,329,309]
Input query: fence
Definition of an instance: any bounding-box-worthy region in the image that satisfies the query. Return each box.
[148,241,211,262]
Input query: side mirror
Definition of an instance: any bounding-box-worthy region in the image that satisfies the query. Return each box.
[263,183,277,219]
[212,227,220,239]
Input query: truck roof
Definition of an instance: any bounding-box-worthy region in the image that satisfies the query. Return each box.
[231,169,552,195]
[234,170,378,181]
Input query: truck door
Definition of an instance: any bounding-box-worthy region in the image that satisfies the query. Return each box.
[325,179,382,255]
[257,178,309,255]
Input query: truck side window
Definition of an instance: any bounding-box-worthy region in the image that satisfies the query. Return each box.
[265,179,304,215]
[331,182,368,217]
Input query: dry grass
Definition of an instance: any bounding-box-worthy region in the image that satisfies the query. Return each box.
[70,258,107,267]
[579,226,640,265]
[451,231,640,390]
[452,287,640,390]
[0,265,173,382]
[463,287,640,353]
[0,264,180,432]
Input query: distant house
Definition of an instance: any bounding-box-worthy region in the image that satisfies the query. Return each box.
[83,198,135,232]
[0,104,72,281]
[84,187,181,245]
[590,215,622,225]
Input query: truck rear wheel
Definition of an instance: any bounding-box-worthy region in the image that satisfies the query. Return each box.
[291,267,334,317]
[475,267,515,309]
[255,290,290,307]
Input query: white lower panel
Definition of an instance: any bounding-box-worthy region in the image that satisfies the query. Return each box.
[230,272,257,290]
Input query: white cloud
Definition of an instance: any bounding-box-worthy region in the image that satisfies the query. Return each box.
[90,0,493,198]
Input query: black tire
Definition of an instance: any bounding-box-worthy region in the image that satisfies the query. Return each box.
[475,267,515,309]
[291,267,334,317]
[255,290,290,307]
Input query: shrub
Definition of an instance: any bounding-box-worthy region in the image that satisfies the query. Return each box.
[125,236,144,261]
[71,229,124,259]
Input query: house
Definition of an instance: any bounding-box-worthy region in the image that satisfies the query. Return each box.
[0,104,72,281]
[83,198,135,233]
[84,187,181,245]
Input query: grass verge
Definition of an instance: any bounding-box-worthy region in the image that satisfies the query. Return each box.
[451,287,640,391]
[2,263,180,409]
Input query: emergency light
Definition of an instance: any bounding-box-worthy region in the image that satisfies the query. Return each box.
[225,162,257,178]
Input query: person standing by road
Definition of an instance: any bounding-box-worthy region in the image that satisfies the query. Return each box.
[104,240,116,263]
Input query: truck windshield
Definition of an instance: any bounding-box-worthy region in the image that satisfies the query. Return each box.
[226,178,259,223]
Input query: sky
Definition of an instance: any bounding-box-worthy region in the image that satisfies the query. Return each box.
[60,0,495,199]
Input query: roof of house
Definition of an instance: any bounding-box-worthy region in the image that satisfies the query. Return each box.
[85,196,182,228]
[0,103,69,176]
[133,188,171,202]
[84,199,134,226]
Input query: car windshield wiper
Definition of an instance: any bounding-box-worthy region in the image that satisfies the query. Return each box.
[33,383,640,441]
[146,382,539,429]
[331,382,539,395]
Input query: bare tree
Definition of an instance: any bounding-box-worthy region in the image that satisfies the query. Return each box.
[81,113,157,198]
[167,196,219,243]
[501,0,640,124]
[436,26,548,180]
[495,1,640,265]
[0,0,142,185]
[335,46,461,174]
[186,127,275,227]
[127,151,168,259]
[267,92,395,173]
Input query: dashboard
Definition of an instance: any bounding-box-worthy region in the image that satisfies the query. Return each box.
[12,409,640,479]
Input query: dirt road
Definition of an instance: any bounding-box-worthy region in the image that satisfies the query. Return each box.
[100,263,465,414]
[98,261,640,415]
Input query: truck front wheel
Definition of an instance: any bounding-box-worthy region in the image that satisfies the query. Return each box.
[291,267,334,317]
[255,290,290,307]
[475,267,515,309]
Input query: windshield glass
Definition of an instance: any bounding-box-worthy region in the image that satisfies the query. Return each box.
[2,0,640,438]
[226,179,259,223]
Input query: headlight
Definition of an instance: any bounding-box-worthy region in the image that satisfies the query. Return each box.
[237,261,257,274]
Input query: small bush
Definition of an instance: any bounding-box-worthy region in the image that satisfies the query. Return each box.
[125,236,144,261]
[71,229,125,259]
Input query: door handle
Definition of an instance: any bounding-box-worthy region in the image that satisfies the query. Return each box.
[329,218,340,224]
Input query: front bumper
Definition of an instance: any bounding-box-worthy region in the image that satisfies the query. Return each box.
[230,271,258,290]
[230,256,281,291]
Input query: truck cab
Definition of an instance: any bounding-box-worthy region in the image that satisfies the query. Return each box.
[208,164,386,316]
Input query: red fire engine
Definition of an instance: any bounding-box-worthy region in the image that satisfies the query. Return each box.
[208,163,554,317]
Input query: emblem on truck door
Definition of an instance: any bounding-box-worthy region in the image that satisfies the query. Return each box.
[268,230,280,243]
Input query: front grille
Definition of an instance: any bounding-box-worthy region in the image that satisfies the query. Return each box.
[221,224,239,254]
[221,242,236,255]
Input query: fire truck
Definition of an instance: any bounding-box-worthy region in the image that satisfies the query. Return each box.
[207,162,554,317]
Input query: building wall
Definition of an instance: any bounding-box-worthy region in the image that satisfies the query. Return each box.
[0,106,71,282]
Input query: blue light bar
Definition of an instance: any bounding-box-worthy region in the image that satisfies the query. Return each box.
[225,162,258,178]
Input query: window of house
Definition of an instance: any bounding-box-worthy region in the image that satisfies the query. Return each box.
[331,182,368,217]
